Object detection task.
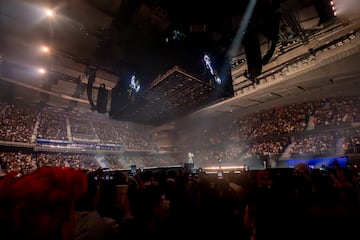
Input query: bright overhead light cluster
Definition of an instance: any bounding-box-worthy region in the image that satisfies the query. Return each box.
[329,0,337,16]
[44,8,55,18]
[37,67,46,74]
[36,44,51,75]
[40,45,50,54]
[35,6,56,74]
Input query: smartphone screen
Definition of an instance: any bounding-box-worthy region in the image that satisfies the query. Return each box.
[131,165,136,175]
[217,170,223,179]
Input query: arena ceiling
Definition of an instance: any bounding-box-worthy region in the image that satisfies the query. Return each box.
[1,0,360,126]
[0,0,331,82]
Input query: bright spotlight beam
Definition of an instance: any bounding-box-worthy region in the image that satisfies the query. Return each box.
[228,0,257,58]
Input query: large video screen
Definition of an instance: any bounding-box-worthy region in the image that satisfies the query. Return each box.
[200,51,234,97]
[128,72,141,102]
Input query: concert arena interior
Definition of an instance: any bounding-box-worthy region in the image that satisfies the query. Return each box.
[1,1,360,239]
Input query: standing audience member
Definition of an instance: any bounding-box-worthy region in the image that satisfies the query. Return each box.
[73,169,118,240]
[329,160,356,204]
[120,173,171,240]
[0,167,88,240]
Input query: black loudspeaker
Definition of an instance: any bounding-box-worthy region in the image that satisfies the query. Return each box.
[85,66,97,110]
[97,84,108,113]
[315,0,335,24]
[243,26,262,81]
[109,86,129,118]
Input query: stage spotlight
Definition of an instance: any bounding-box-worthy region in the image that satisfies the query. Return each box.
[37,67,46,74]
[40,45,50,54]
[44,8,54,18]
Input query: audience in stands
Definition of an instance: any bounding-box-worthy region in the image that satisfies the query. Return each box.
[1,96,360,172]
